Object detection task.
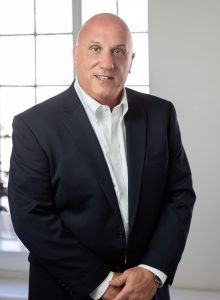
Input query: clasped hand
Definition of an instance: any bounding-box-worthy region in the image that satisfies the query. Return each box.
[102,267,158,300]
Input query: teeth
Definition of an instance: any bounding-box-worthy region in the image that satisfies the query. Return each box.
[97,76,110,80]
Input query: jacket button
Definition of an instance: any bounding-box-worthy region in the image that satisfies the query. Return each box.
[117,231,125,239]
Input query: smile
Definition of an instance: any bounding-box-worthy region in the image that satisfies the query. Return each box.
[96,75,113,81]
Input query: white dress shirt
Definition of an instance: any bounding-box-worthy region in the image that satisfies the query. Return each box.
[74,79,167,299]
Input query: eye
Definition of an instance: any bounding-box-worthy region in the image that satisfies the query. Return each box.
[113,48,126,56]
[89,45,101,54]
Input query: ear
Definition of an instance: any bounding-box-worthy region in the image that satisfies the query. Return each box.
[73,47,77,68]
[129,53,135,73]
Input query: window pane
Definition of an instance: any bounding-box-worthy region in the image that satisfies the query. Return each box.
[36,35,73,85]
[0,136,12,189]
[82,0,117,23]
[36,0,72,33]
[126,33,149,86]
[36,86,67,103]
[0,87,35,186]
[118,0,148,32]
[0,87,35,134]
[0,0,34,34]
[0,36,35,85]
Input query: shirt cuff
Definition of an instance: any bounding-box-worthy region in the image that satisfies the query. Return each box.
[89,271,114,300]
[138,264,167,286]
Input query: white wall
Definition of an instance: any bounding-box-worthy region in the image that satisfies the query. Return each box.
[149,0,220,291]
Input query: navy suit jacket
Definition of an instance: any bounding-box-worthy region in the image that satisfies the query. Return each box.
[8,82,195,300]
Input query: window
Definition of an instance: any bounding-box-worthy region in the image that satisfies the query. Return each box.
[0,0,149,240]
[0,0,74,218]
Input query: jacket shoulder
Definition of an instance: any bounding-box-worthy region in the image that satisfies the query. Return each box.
[17,88,68,119]
[14,83,79,125]
[126,87,172,111]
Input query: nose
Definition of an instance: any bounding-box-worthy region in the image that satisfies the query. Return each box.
[99,51,115,70]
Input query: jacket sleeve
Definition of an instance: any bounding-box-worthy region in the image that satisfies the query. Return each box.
[8,116,109,299]
[140,102,196,284]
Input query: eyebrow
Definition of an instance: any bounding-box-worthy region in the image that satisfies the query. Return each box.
[89,41,127,48]
[89,40,101,44]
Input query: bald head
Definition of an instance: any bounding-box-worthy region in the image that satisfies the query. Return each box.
[73,13,134,107]
[76,13,133,50]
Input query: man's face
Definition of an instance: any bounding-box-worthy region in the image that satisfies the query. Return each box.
[73,16,134,105]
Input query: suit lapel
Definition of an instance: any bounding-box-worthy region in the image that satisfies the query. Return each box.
[61,84,123,222]
[125,90,147,234]
[60,84,148,231]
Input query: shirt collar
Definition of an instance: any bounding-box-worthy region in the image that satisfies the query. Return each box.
[74,78,128,119]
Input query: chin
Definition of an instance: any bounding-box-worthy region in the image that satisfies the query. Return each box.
[93,90,114,101]
[95,94,112,103]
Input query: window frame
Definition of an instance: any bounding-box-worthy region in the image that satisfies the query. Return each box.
[0,1,81,281]
[0,0,80,207]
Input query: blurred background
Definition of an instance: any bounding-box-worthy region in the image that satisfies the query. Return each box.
[0,0,219,299]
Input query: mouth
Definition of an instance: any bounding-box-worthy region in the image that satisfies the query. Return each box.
[95,75,113,81]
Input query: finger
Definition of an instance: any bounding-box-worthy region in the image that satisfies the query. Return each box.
[110,274,126,287]
[112,286,129,300]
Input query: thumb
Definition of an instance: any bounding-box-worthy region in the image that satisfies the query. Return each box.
[109,273,126,287]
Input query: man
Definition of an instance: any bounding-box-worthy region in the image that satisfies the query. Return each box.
[8,13,195,300]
